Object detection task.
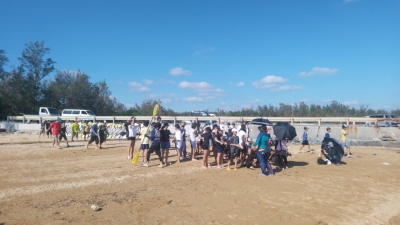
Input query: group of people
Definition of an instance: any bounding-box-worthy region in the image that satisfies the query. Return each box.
[123,117,290,176]
[41,119,109,149]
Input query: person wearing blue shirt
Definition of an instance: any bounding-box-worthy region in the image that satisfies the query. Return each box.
[85,121,99,149]
[143,122,163,168]
[299,127,313,153]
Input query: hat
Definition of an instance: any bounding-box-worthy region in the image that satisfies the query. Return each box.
[205,121,210,125]
[342,124,348,128]
[163,122,169,127]
[232,128,237,132]
[57,118,62,123]
[175,124,180,128]
[304,126,308,130]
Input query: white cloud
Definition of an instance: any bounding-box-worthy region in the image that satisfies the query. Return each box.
[253,75,287,89]
[298,67,338,77]
[183,97,204,102]
[179,81,224,99]
[194,47,215,55]
[343,101,360,106]
[149,93,177,98]
[236,82,245,87]
[129,82,150,92]
[270,85,303,92]
[170,67,192,76]
[143,79,154,85]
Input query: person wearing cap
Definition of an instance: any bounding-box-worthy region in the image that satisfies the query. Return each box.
[319,127,332,158]
[253,125,274,176]
[160,122,172,166]
[340,124,352,158]
[299,126,313,153]
[173,124,183,163]
[139,121,150,163]
[86,121,100,150]
[47,119,61,148]
[143,122,163,168]
[71,120,80,142]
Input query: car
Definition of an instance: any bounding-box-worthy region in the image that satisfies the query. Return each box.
[365,114,400,127]
[62,109,96,117]
[190,111,217,123]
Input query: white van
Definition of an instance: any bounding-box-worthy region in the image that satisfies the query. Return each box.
[61,109,95,117]
[365,114,400,127]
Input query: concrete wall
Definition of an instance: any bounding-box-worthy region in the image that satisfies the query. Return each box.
[0,121,40,133]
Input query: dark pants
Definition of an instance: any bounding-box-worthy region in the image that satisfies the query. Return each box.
[277,154,288,168]
[88,136,99,145]
[147,144,163,162]
[257,150,274,175]
[180,141,187,158]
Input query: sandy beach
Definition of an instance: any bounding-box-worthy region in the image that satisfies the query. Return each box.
[0,132,399,225]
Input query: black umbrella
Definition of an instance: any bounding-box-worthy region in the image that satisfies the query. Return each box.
[273,122,297,141]
[322,137,345,159]
[250,118,273,125]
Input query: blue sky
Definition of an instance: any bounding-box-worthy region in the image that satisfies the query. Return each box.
[1,0,399,112]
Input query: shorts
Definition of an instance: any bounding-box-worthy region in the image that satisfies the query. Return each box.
[72,132,78,137]
[175,141,181,149]
[217,148,224,153]
[52,135,59,141]
[230,147,240,160]
[161,142,170,149]
[202,144,210,150]
[302,140,310,145]
[241,143,248,154]
[140,144,149,150]
[83,131,88,135]
[128,137,136,141]
[190,141,196,149]
[341,140,350,148]
[59,134,67,141]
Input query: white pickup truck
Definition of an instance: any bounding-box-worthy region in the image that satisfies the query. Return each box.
[23,107,60,123]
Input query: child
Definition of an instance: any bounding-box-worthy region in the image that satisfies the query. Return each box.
[86,121,100,150]
[160,123,172,166]
[143,122,163,168]
[99,124,106,149]
[71,120,79,141]
[200,127,212,169]
[139,121,150,162]
[125,120,137,158]
[341,125,352,158]
[299,127,313,153]
[190,123,198,161]
[174,124,182,163]
[319,127,331,157]
[275,137,289,170]
[214,129,225,169]
[226,128,241,171]
[238,124,248,166]
[58,122,70,147]
[84,122,90,141]
[180,122,187,159]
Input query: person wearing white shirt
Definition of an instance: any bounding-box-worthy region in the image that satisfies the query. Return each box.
[238,124,248,166]
[174,124,182,163]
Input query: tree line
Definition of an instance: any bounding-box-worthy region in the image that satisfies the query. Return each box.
[1,41,398,120]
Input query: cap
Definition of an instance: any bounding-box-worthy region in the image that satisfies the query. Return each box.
[175,124,180,128]
[304,126,308,130]
[342,124,348,128]
[205,121,210,125]
[232,128,237,132]
[163,122,169,127]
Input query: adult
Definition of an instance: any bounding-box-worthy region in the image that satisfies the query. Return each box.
[59,122,70,147]
[253,126,274,176]
[71,120,79,141]
[174,124,182,163]
[39,120,46,138]
[124,118,132,141]
[47,119,61,148]
[160,122,172,166]
[45,120,52,138]
[126,120,138,159]
[180,122,187,159]
[85,121,100,149]
[189,123,198,161]
[238,124,248,166]
[275,137,289,170]
[139,121,150,163]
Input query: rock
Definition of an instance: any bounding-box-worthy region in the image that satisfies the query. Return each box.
[91,204,100,211]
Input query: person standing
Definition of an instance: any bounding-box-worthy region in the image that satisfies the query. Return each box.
[226,129,240,171]
[98,124,106,148]
[143,122,163,168]
[83,122,90,141]
[85,121,100,149]
[139,121,150,163]
[180,122,187,159]
[126,120,138,159]
[340,125,352,158]
[189,123,198,161]
[47,119,61,148]
[275,137,289,170]
[71,120,79,141]
[39,120,46,138]
[253,126,274,176]
[124,118,131,141]
[160,123,172,166]
[200,127,212,169]
[45,120,52,138]
[214,128,225,169]
[238,124,248,166]
[173,124,182,164]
